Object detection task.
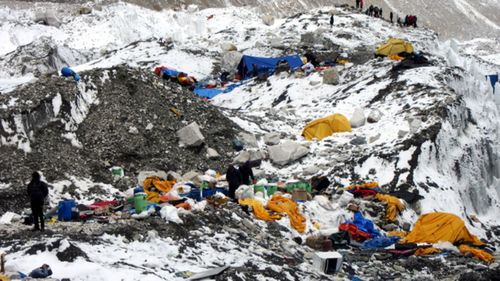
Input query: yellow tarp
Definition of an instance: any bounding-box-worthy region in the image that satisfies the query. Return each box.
[239,199,282,221]
[388,231,408,239]
[415,247,441,256]
[302,113,352,141]
[402,212,484,246]
[388,54,405,61]
[376,38,414,57]
[143,176,176,203]
[267,195,306,233]
[375,194,405,222]
[459,245,495,263]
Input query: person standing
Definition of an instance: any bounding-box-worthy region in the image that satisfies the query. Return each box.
[360,0,364,10]
[226,165,242,200]
[239,161,255,186]
[330,14,334,27]
[355,0,360,9]
[390,11,394,23]
[27,172,48,232]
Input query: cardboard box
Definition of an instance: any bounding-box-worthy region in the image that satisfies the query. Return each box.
[292,189,308,201]
[312,251,343,274]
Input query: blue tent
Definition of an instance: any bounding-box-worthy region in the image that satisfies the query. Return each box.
[237,55,303,80]
[193,83,244,99]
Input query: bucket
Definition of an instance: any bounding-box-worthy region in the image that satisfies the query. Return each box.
[134,193,148,214]
[110,166,124,178]
[58,199,76,221]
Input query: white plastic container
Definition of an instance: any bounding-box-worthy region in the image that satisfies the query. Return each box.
[312,251,343,274]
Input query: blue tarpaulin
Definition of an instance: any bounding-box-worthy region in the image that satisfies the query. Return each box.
[352,211,381,238]
[362,236,400,249]
[193,83,244,99]
[237,55,303,80]
[486,74,498,94]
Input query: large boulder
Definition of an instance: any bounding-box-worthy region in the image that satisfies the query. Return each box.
[350,108,366,128]
[177,122,205,147]
[34,11,61,27]
[137,170,168,186]
[323,68,340,85]
[263,132,280,145]
[268,141,309,166]
[262,15,275,26]
[238,132,258,148]
[220,42,237,52]
[79,6,92,15]
[206,147,220,159]
[234,150,264,164]
[182,171,201,185]
[221,51,243,72]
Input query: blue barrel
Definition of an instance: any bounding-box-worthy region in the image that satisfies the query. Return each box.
[58,199,76,221]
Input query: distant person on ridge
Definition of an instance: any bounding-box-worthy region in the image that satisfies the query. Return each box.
[27,171,49,232]
[330,14,334,27]
[355,0,360,9]
[390,11,394,23]
[360,0,364,10]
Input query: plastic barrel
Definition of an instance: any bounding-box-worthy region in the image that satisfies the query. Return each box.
[134,193,147,214]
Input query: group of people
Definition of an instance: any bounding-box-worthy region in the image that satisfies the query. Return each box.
[399,15,418,28]
[226,161,256,199]
[366,5,383,18]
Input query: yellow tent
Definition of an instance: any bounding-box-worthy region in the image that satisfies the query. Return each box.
[402,212,484,246]
[375,38,414,57]
[302,113,352,141]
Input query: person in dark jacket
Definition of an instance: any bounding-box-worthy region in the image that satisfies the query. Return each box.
[390,12,394,23]
[29,264,52,278]
[355,0,360,9]
[226,165,242,200]
[27,171,48,231]
[330,14,334,27]
[239,161,255,186]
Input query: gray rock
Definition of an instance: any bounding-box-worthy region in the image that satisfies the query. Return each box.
[261,15,275,26]
[490,262,499,269]
[128,126,139,135]
[234,150,264,164]
[393,265,406,272]
[34,11,61,27]
[221,51,243,72]
[350,136,367,145]
[263,132,280,145]
[367,109,383,123]
[206,147,220,159]
[166,171,183,181]
[220,42,237,52]
[309,79,322,86]
[79,6,92,14]
[398,130,408,138]
[238,132,258,148]
[269,36,283,48]
[182,171,201,185]
[369,133,381,143]
[409,118,422,134]
[350,108,365,128]
[303,166,320,176]
[177,122,205,147]
[323,68,340,85]
[268,141,309,166]
[137,170,168,186]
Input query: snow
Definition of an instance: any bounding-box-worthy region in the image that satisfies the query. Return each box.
[52,93,62,117]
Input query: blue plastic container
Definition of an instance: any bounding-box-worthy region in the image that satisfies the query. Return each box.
[58,199,76,221]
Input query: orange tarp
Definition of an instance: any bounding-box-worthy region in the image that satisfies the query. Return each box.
[267,195,306,233]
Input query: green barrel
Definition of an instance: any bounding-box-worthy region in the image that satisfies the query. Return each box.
[134,192,148,214]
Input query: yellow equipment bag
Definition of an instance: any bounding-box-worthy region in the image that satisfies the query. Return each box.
[239,199,282,221]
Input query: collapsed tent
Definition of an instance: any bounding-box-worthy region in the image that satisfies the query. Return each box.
[375,38,414,57]
[302,113,352,141]
[143,176,176,203]
[267,195,306,233]
[375,193,405,222]
[237,55,303,80]
[193,83,243,99]
[402,212,484,246]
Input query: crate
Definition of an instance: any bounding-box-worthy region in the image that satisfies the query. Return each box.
[286,182,312,193]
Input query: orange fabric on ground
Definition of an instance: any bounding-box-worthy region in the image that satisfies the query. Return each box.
[415,247,441,256]
[459,245,495,263]
[239,199,282,221]
[375,193,405,222]
[267,195,306,233]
